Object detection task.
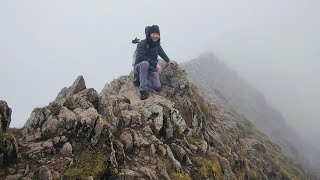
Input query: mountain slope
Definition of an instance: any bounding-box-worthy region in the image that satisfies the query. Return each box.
[180,53,320,177]
[0,61,314,179]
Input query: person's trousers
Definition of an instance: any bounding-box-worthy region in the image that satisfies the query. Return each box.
[134,61,161,92]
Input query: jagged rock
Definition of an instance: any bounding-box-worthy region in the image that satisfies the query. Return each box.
[0,102,19,166]
[192,114,203,134]
[0,100,12,132]
[165,144,181,171]
[41,116,60,138]
[120,110,141,127]
[133,130,149,148]
[55,87,68,104]
[220,157,232,180]
[22,105,63,141]
[23,76,103,146]
[36,165,52,180]
[55,75,86,104]
[171,143,187,163]
[203,128,223,151]
[100,76,132,96]
[142,126,153,137]
[90,116,104,145]
[143,105,165,131]
[120,131,133,151]
[99,95,131,116]
[73,107,104,145]
[150,143,156,155]
[157,144,167,156]
[196,140,208,154]
[53,136,67,145]
[171,109,188,132]
[60,142,72,156]
[58,107,77,130]
[63,88,99,110]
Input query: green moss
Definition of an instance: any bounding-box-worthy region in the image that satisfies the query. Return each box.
[231,157,260,180]
[170,172,192,180]
[247,166,259,179]
[198,100,213,119]
[0,131,12,140]
[190,97,214,123]
[201,159,222,179]
[64,139,108,179]
[161,105,172,119]
[190,155,224,180]
[101,116,112,129]
[221,145,232,159]
[186,130,201,144]
[189,82,199,94]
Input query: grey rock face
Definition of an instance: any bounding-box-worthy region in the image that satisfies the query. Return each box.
[22,77,103,146]
[0,134,19,166]
[0,101,19,166]
[0,100,12,132]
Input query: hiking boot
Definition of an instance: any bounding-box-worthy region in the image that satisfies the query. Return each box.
[140,90,149,100]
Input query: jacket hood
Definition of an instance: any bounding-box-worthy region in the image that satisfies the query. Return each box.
[145,25,161,46]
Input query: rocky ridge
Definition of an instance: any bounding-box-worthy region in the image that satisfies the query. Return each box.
[0,61,314,179]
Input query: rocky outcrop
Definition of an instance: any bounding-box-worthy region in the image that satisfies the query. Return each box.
[22,76,102,146]
[0,100,12,132]
[0,61,315,179]
[0,101,19,167]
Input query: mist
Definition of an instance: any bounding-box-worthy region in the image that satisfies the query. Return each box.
[0,0,319,151]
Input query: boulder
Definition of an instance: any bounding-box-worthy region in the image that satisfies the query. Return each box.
[0,100,12,132]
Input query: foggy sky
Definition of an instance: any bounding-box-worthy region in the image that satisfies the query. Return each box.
[0,1,319,148]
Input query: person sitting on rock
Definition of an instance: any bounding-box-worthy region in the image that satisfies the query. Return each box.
[133,25,171,100]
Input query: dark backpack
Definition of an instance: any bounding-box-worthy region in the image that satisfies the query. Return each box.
[132,37,149,66]
[132,26,155,66]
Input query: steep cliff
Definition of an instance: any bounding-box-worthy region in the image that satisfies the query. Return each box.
[181,53,320,178]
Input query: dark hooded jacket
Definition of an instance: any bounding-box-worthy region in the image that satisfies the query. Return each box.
[135,25,170,72]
